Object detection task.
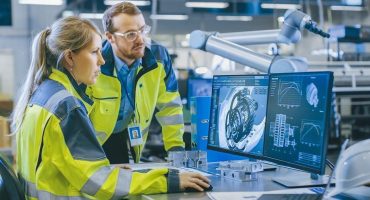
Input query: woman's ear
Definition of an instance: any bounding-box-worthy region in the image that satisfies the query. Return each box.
[64,50,74,70]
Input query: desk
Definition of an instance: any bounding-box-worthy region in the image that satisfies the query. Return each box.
[125,162,328,200]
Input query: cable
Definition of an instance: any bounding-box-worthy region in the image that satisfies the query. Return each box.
[326,159,335,171]
[304,20,331,38]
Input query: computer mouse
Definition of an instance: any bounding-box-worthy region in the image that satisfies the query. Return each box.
[184,184,213,192]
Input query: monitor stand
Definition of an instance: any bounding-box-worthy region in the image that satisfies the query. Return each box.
[272,172,332,188]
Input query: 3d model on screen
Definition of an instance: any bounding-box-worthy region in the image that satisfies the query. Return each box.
[219,87,265,152]
[306,83,319,108]
[208,75,268,157]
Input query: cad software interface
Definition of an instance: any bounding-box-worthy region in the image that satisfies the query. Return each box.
[263,72,332,173]
[208,75,269,157]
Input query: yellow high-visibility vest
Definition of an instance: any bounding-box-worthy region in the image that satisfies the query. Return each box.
[87,41,185,163]
[17,69,180,199]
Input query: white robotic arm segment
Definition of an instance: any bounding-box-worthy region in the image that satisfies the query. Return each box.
[190,30,272,73]
[278,9,310,44]
[188,29,212,50]
[269,56,308,73]
[279,9,330,43]
[189,30,303,73]
[216,26,302,45]
[207,36,272,73]
[218,29,294,45]
[195,10,327,46]
[189,9,329,73]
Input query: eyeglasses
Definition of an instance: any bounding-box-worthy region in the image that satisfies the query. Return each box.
[113,25,151,42]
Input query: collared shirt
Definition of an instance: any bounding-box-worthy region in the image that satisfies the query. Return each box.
[112,54,141,134]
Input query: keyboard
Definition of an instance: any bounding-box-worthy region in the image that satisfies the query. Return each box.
[258,194,322,200]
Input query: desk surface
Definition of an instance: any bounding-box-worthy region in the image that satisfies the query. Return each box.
[125,162,329,200]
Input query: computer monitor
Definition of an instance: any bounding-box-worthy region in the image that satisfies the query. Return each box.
[207,72,333,186]
[263,71,334,176]
[187,78,213,99]
[207,75,269,159]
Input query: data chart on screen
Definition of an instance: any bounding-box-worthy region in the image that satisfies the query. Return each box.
[263,72,333,174]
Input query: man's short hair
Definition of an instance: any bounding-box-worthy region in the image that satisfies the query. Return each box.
[102,2,142,33]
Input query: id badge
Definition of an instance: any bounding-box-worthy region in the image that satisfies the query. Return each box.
[128,125,143,147]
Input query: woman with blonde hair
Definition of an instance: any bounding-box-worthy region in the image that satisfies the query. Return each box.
[12,16,210,199]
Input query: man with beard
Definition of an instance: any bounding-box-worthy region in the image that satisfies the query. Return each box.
[87,2,185,164]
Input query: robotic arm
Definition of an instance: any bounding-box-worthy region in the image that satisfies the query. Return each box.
[189,9,330,73]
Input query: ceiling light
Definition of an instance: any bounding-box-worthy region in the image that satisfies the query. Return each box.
[19,0,63,5]
[261,3,302,10]
[104,0,150,6]
[181,40,189,47]
[195,67,209,75]
[216,16,253,21]
[343,0,362,6]
[150,14,188,20]
[330,5,364,11]
[277,16,284,23]
[79,13,104,19]
[185,2,229,9]
[62,10,74,18]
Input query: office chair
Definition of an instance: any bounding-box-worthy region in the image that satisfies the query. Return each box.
[0,153,25,200]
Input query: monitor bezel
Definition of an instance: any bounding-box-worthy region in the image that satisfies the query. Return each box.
[262,71,334,175]
[206,74,270,161]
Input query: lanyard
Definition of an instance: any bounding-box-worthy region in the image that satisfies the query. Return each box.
[114,67,140,124]
[122,81,135,110]
[114,67,135,110]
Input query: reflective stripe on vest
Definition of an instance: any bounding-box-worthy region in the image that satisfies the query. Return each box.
[43,90,73,112]
[80,166,133,198]
[156,96,182,110]
[23,179,86,199]
[21,166,133,199]
[156,114,184,125]
[111,168,133,199]
[80,165,115,195]
[95,131,108,143]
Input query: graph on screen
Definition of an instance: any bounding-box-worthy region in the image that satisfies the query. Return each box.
[278,81,302,108]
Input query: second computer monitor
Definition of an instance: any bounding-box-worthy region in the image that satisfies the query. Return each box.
[187,78,213,101]
[263,72,333,175]
[208,75,269,158]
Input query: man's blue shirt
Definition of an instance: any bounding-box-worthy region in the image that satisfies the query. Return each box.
[112,54,141,133]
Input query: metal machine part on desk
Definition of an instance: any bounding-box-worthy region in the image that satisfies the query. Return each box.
[216,160,264,182]
[168,150,207,168]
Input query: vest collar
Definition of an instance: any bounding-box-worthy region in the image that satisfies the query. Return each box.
[49,68,93,106]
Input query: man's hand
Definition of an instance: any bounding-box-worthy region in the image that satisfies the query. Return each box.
[179,172,211,192]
